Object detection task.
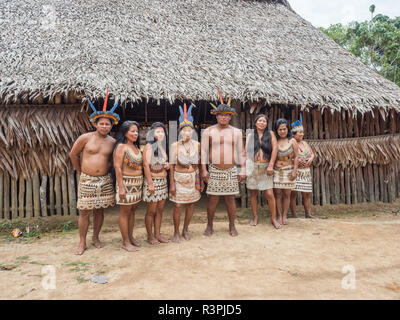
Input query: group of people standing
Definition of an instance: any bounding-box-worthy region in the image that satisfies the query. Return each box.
[69,90,315,255]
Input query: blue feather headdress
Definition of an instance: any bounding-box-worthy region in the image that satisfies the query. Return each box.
[178,103,195,129]
[88,90,120,125]
[291,114,304,133]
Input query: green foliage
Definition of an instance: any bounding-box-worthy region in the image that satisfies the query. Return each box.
[320,5,400,87]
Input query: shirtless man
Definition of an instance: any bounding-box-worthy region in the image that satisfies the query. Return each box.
[69,95,119,255]
[201,101,246,237]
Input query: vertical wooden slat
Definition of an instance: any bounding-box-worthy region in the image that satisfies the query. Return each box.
[324,166,331,205]
[339,168,345,203]
[4,172,10,219]
[49,176,55,215]
[320,166,326,206]
[313,166,320,205]
[350,167,357,204]
[367,164,375,202]
[318,110,323,139]
[345,168,351,204]
[356,167,366,203]
[11,178,18,219]
[26,178,33,218]
[39,174,48,217]
[61,174,69,215]
[330,168,337,204]
[55,175,62,215]
[373,164,380,202]
[379,166,387,203]
[32,173,41,217]
[18,178,25,218]
[324,111,330,139]
[353,112,360,137]
[342,110,348,138]
[68,171,77,215]
[348,111,353,138]
[312,109,318,140]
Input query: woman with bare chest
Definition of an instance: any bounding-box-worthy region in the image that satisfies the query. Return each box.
[245,114,280,229]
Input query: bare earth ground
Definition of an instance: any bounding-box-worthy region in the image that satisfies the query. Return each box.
[1,197,400,300]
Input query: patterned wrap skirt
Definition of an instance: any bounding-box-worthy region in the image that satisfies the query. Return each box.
[293,168,312,193]
[77,173,115,210]
[206,164,239,196]
[273,165,295,190]
[169,170,201,204]
[246,160,274,191]
[116,175,143,205]
[143,176,169,203]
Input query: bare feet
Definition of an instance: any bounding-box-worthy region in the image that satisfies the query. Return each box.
[282,216,289,225]
[172,233,181,243]
[182,229,192,241]
[148,237,160,245]
[130,237,141,247]
[271,219,282,229]
[305,214,316,219]
[75,243,87,255]
[277,215,283,225]
[122,242,138,252]
[250,216,258,226]
[155,235,169,243]
[229,225,238,237]
[204,225,214,236]
[91,238,104,249]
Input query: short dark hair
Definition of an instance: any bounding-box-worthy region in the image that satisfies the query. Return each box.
[95,117,112,125]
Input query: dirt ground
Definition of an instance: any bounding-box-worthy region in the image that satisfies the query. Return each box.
[1,197,400,300]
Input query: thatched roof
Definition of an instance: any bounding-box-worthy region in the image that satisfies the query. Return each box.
[1,0,400,113]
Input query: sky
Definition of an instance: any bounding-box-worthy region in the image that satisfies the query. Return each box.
[289,0,400,28]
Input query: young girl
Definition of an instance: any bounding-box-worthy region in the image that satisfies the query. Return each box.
[143,122,170,245]
[273,118,298,225]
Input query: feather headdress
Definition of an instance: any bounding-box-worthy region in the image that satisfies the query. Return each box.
[88,90,120,125]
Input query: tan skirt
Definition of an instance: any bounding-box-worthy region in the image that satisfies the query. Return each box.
[293,168,312,193]
[169,170,201,204]
[116,175,143,205]
[206,164,239,196]
[273,165,295,190]
[77,173,115,210]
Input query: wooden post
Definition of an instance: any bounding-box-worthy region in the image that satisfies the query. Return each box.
[55,175,62,215]
[32,173,41,217]
[26,178,33,218]
[312,109,318,139]
[313,165,320,205]
[379,165,388,203]
[356,166,366,203]
[49,176,55,215]
[68,171,77,215]
[18,178,25,218]
[367,164,375,202]
[11,178,18,219]
[39,174,48,216]
[4,172,10,219]
[61,174,69,215]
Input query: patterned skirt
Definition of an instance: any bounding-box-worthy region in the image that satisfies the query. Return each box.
[293,168,312,193]
[273,165,295,190]
[77,173,115,210]
[169,170,201,204]
[206,164,239,196]
[143,176,169,203]
[246,161,274,191]
[116,175,143,205]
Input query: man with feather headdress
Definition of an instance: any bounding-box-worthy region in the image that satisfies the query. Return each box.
[201,88,246,237]
[69,91,119,255]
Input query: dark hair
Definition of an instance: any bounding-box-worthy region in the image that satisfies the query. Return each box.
[146,122,168,157]
[95,117,112,125]
[247,114,272,160]
[111,121,141,184]
[114,120,141,152]
[274,118,292,139]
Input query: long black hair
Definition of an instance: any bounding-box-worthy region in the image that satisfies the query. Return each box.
[247,114,272,160]
[113,120,141,153]
[274,118,292,140]
[146,122,168,158]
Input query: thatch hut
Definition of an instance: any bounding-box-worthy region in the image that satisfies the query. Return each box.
[1,0,400,220]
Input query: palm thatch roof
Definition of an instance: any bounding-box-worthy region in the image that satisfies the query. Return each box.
[1,0,400,113]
